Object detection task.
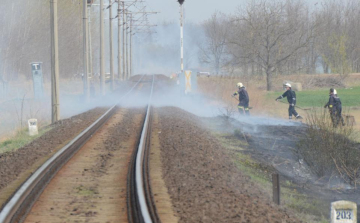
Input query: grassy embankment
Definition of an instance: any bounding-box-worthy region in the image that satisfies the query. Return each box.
[0,127,52,154]
[0,78,111,154]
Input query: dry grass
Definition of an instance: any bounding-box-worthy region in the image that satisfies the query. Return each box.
[0,79,85,141]
[198,76,291,118]
[198,74,360,133]
[298,109,360,187]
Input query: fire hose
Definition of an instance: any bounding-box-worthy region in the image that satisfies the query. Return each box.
[231,95,253,109]
[276,100,311,111]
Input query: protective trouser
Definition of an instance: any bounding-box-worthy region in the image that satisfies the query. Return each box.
[288,105,298,119]
[238,104,250,116]
[330,106,345,127]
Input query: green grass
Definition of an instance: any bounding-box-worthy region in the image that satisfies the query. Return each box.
[268,86,360,107]
[0,126,51,154]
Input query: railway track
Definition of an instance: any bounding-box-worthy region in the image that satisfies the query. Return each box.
[0,75,160,223]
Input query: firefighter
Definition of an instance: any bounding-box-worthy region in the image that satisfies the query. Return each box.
[232,82,250,115]
[275,83,303,120]
[324,88,345,127]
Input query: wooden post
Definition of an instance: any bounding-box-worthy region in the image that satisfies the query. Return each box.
[272,173,280,205]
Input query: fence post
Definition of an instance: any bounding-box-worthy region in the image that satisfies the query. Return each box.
[272,173,280,205]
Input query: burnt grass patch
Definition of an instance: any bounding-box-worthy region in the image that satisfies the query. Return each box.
[202,115,360,222]
[297,110,360,187]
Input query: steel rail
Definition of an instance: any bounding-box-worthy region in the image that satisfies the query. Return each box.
[0,75,145,223]
[128,74,159,223]
[143,106,160,222]
[135,74,155,223]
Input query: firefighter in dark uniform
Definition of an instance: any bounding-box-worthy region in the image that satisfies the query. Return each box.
[324,88,345,127]
[276,83,303,120]
[232,82,250,115]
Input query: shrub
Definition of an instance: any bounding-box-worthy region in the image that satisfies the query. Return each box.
[298,109,360,187]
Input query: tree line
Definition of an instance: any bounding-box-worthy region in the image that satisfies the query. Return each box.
[198,0,360,90]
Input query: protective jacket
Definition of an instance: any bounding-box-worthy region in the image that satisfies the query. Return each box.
[325,94,344,127]
[279,89,296,105]
[233,87,249,106]
[325,94,342,112]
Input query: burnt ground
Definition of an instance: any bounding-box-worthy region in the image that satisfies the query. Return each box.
[203,114,360,221]
[157,106,303,223]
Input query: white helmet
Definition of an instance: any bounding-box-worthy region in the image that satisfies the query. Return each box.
[237,82,244,88]
[285,83,291,88]
[334,89,337,95]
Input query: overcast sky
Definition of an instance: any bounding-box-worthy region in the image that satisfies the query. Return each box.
[146,0,324,24]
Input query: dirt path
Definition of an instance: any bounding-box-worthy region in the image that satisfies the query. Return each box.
[156,106,301,223]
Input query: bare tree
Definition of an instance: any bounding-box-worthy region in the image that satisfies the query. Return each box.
[314,0,360,77]
[198,12,230,75]
[227,0,315,90]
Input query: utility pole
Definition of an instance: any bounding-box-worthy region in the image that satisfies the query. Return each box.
[109,0,115,90]
[125,13,129,79]
[117,0,122,80]
[100,0,105,95]
[83,0,89,101]
[129,14,133,76]
[88,6,93,80]
[50,0,60,123]
[122,2,126,80]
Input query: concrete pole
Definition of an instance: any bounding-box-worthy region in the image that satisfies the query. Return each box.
[122,2,126,80]
[130,15,133,76]
[50,0,60,123]
[180,4,184,73]
[117,0,122,80]
[125,14,129,79]
[88,7,93,79]
[109,0,115,90]
[83,0,89,101]
[100,0,105,95]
